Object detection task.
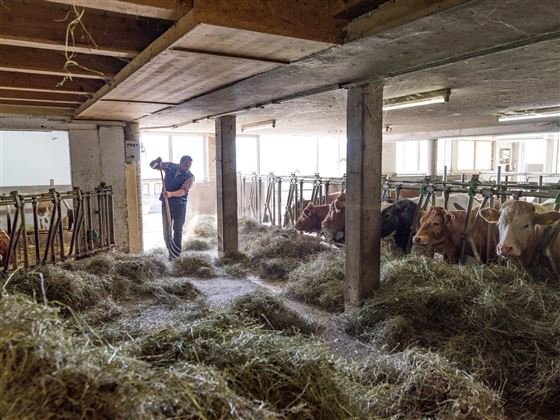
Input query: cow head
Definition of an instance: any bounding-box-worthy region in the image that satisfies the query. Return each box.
[412,206,455,248]
[322,193,345,233]
[381,199,417,238]
[295,203,323,232]
[480,200,560,262]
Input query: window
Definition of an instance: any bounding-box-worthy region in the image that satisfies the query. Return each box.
[172,135,207,181]
[318,135,345,177]
[260,135,318,175]
[140,134,170,178]
[396,140,428,174]
[236,135,259,174]
[0,131,71,187]
[456,140,494,171]
[519,139,547,172]
[437,139,451,174]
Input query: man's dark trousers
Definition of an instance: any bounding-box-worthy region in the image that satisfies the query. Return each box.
[162,200,186,258]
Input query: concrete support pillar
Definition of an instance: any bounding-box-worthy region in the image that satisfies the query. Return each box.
[124,122,143,252]
[427,138,438,177]
[215,116,238,256]
[345,82,383,308]
[207,134,217,181]
[69,125,134,251]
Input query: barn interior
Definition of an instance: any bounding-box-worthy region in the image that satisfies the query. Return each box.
[1,0,560,418]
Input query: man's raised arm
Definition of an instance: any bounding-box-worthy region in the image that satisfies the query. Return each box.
[149,157,169,170]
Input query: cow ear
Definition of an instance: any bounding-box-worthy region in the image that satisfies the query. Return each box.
[444,213,455,224]
[534,211,560,226]
[479,207,500,224]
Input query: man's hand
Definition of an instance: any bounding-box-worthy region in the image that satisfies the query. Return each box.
[163,191,171,199]
[150,157,163,169]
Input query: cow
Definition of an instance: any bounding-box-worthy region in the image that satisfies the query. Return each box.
[380,199,418,251]
[294,202,330,233]
[322,192,346,233]
[0,229,10,265]
[479,200,560,274]
[412,206,497,264]
[322,192,470,238]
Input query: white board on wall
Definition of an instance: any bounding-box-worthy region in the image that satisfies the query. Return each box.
[0,130,71,186]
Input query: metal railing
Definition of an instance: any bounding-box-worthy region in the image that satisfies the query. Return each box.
[237,171,560,266]
[0,183,115,273]
[238,173,345,227]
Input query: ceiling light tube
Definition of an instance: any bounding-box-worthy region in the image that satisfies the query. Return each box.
[383,89,450,111]
[498,106,560,122]
[241,119,276,132]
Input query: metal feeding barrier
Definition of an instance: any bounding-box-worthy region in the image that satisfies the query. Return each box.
[238,173,345,227]
[238,171,560,265]
[0,183,116,273]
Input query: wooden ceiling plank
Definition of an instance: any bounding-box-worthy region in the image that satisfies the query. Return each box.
[0,0,172,58]
[73,9,199,117]
[0,45,125,80]
[0,100,76,109]
[44,0,192,21]
[0,71,102,95]
[170,47,290,65]
[0,104,74,116]
[0,89,87,103]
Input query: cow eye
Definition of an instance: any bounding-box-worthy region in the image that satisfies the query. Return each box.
[432,222,440,227]
[523,224,529,229]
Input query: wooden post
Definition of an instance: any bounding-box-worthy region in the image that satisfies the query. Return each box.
[124,122,143,252]
[216,115,238,256]
[345,82,383,309]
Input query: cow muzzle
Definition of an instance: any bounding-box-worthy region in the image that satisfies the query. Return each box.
[412,235,426,246]
[497,244,517,257]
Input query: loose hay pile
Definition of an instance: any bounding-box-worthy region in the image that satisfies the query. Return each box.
[4,251,201,316]
[345,257,560,415]
[230,291,318,334]
[172,253,216,278]
[286,250,345,312]
[0,295,273,419]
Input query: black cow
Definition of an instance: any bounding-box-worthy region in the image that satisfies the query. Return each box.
[381,199,417,251]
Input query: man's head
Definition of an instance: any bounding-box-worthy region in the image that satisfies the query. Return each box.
[179,155,193,171]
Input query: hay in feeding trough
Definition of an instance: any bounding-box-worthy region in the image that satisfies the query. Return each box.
[285,249,345,312]
[240,223,329,280]
[0,294,275,419]
[351,348,504,419]
[230,291,318,335]
[172,254,216,278]
[345,256,560,415]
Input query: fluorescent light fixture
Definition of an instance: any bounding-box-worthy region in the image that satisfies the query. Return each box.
[383,89,450,111]
[498,106,560,122]
[241,119,276,132]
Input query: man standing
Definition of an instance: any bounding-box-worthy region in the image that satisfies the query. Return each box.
[150,155,195,258]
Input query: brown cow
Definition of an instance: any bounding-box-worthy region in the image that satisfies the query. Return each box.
[389,188,419,202]
[480,200,560,273]
[0,229,10,265]
[412,206,497,264]
[294,203,330,233]
[322,192,346,233]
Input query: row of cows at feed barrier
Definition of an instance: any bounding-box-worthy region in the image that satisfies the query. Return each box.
[238,173,560,275]
[0,184,115,272]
